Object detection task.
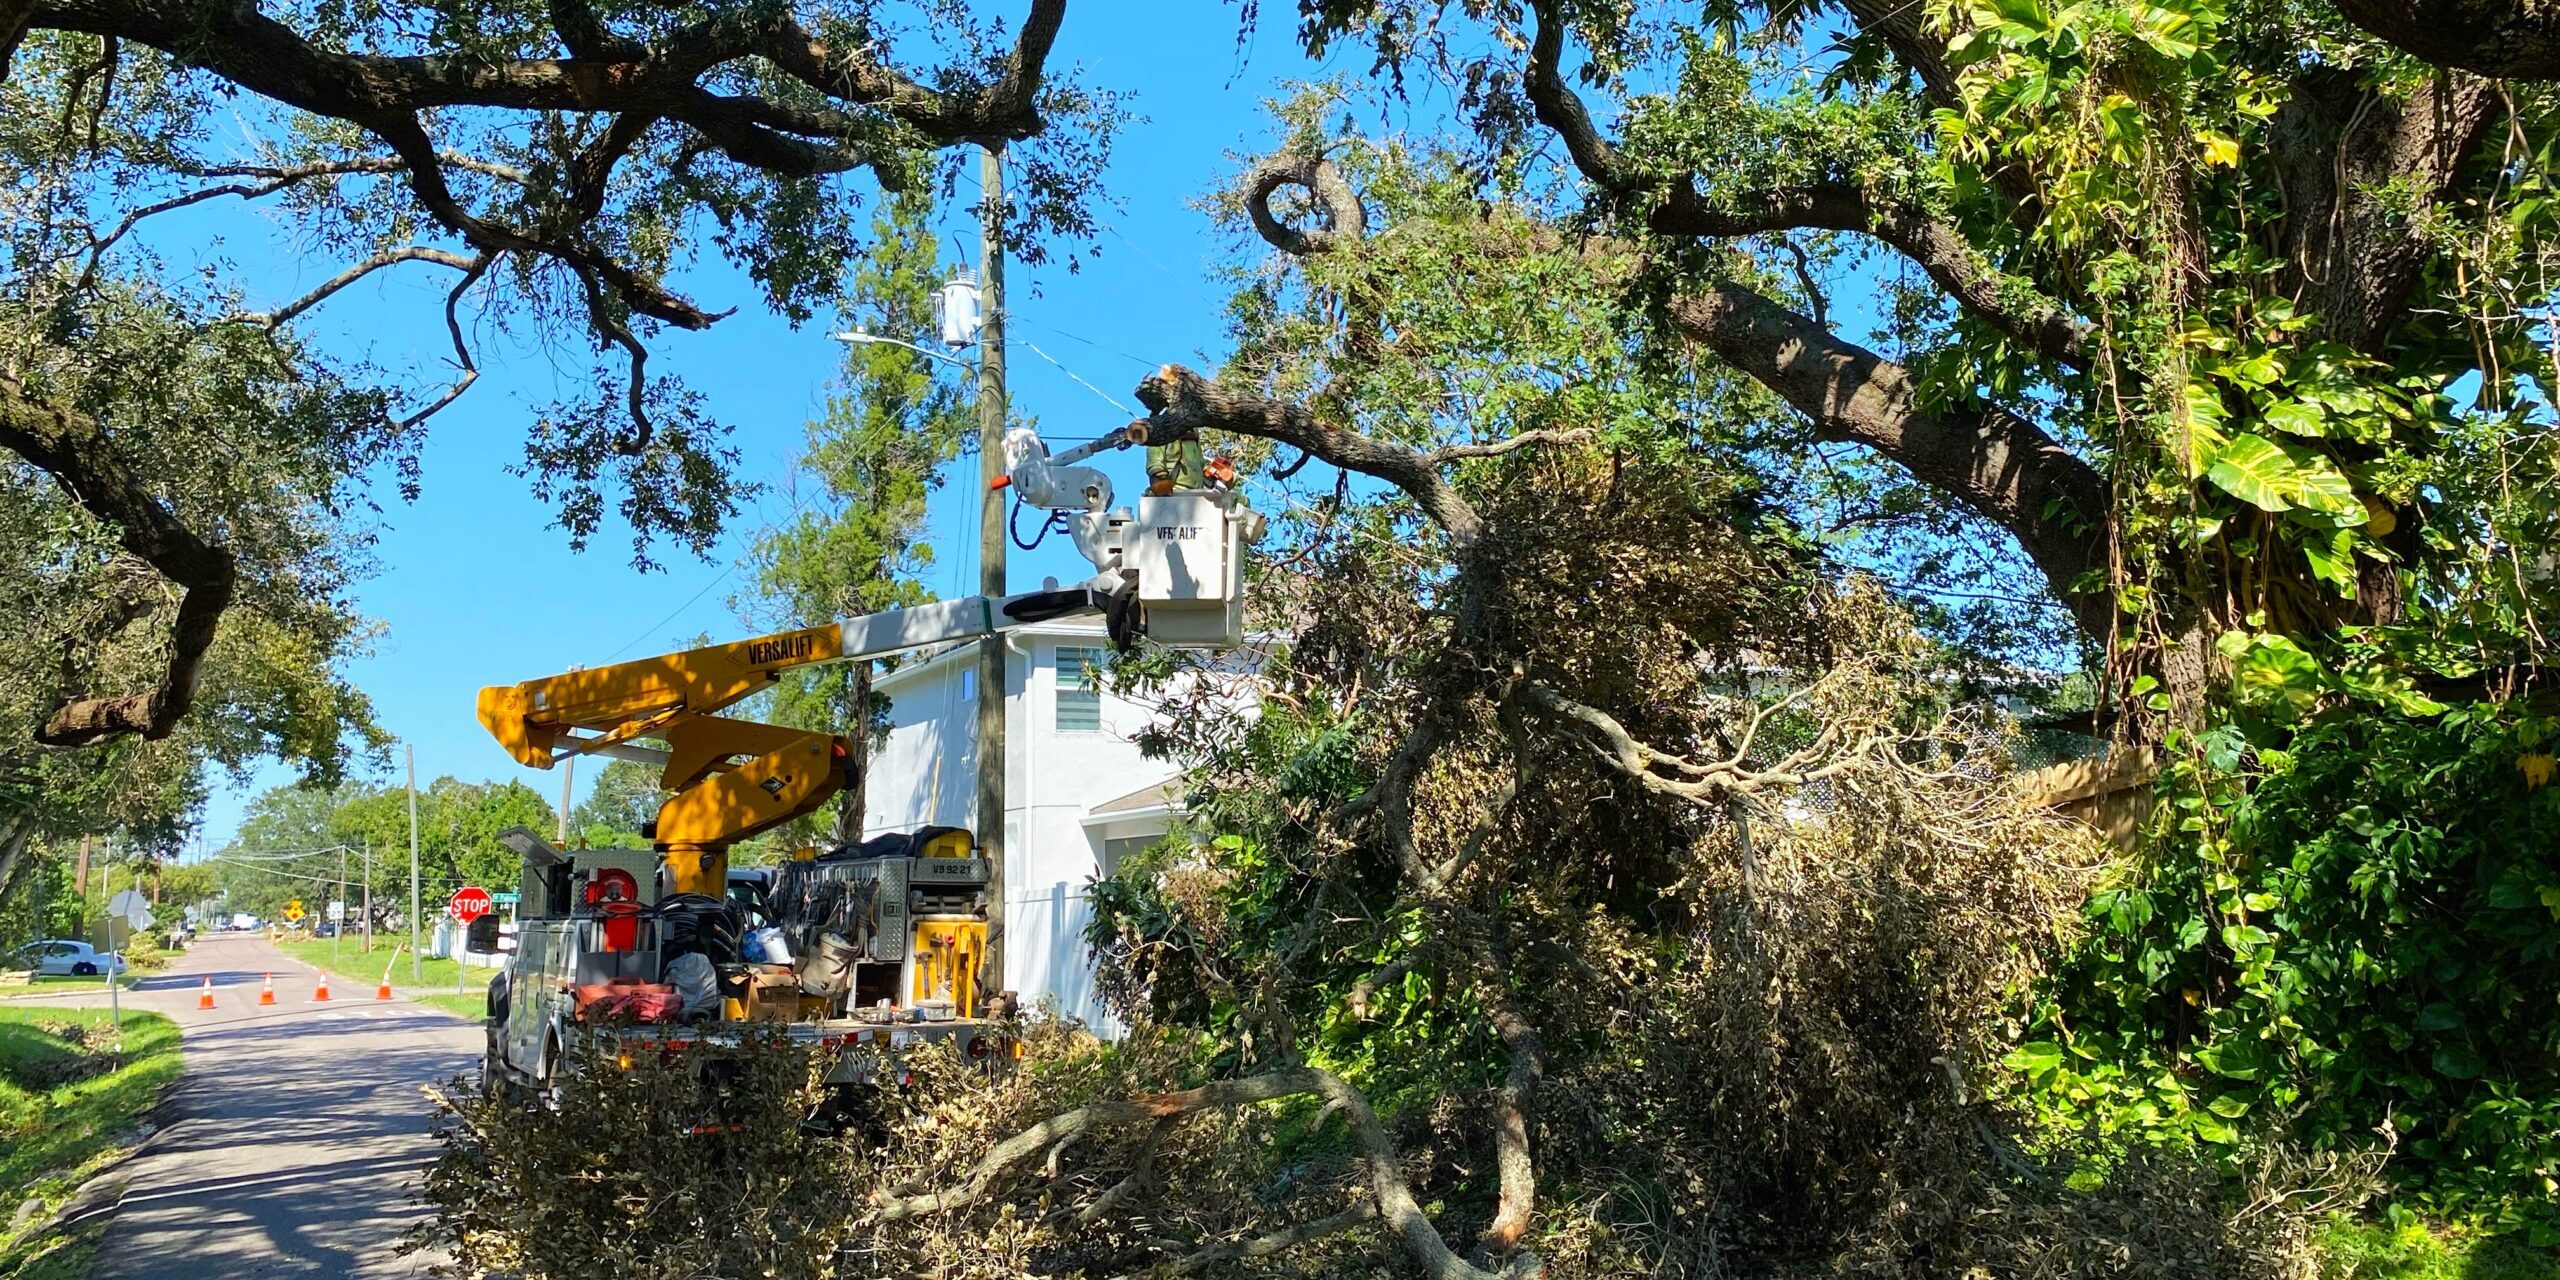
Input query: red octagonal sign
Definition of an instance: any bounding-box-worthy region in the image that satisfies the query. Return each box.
[448,886,494,923]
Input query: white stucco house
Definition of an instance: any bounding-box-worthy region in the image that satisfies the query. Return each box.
[859,620,1209,1034]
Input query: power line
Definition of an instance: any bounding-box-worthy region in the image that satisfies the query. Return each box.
[1018,339,1133,414]
[1011,315,1159,370]
[1101,222,1220,307]
[600,565,735,663]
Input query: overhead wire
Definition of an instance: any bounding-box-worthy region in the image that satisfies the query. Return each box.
[600,565,735,663]
[1011,315,1159,370]
[1016,339,1133,415]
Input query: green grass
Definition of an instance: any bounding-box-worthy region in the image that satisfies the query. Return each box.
[14,974,140,991]
[0,1006,183,1279]
[2317,1217,2560,1280]
[413,992,489,1021]
[267,939,490,1022]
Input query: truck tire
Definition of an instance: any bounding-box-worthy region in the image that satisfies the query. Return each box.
[482,1025,508,1096]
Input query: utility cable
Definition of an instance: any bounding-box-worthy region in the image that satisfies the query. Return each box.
[1018,339,1133,415]
[1011,315,1158,370]
[600,565,735,663]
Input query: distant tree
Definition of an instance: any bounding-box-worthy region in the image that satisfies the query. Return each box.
[569,756,662,850]
[738,190,971,848]
[213,776,554,916]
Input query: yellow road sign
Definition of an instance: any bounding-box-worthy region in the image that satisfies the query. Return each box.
[283,899,305,922]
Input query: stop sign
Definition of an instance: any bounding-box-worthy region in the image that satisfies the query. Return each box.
[448,886,494,923]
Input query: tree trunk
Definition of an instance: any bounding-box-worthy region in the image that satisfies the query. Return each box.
[0,817,34,913]
[832,661,873,850]
[0,0,36,83]
[2331,0,2560,78]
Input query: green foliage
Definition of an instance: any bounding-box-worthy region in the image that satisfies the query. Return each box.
[566,757,661,850]
[0,1007,183,1276]
[2024,705,2560,1234]
[214,775,557,916]
[2312,1215,2560,1279]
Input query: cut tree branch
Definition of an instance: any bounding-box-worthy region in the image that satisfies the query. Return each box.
[1516,679,1883,804]
[873,1064,1528,1280]
[1136,365,1487,543]
[1165,1200,1380,1274]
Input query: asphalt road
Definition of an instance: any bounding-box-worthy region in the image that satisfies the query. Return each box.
[29,931,483,1279]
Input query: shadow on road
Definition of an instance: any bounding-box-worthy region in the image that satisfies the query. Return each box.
[88,937,481,1280]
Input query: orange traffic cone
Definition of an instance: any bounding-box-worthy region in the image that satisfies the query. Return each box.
[374,980,392,1000]
[197,977,215,1010]
[258,972,276,1006]
[312,974,331,1002]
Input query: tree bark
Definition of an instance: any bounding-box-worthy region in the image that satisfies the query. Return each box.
[0,374,237,746]
[833,661,872,849]
[0,0,36,83]
[2272,68,2502,351]
[1662,284,2113,639]
[2332,0,2560,79]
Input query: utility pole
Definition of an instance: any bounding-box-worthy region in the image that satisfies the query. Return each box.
[362,838,374,954]
[103,836,120,1055]
[558,754,575,847]
[407,744,421,983]
[334,846,346,969]
[974,140,1010,1007]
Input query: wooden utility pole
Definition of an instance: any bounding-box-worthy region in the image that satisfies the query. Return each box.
[73,835,88,896]
[407,744,421,983]
[975,140,1010,1005]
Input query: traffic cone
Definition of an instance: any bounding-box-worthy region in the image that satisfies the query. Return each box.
[258,972,276,1006]
[375,979,392,1001]
[197,977,215,1010]
[312,974,331,1002]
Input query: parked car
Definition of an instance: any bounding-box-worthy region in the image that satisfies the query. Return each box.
[9,939,126,976]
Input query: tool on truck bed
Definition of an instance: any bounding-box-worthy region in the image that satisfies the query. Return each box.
[467,424,1263,1099]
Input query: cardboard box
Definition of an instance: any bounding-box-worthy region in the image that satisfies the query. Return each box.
[742,969,801,1022]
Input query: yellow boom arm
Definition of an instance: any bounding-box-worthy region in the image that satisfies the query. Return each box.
[476,589,1115,893]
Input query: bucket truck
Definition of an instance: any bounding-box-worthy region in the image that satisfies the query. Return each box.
[467,424,1261,1101]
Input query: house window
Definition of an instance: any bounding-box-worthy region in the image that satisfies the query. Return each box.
[1056,645,1106,733]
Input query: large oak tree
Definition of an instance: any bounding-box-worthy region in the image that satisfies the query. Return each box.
[0,0,1107,750]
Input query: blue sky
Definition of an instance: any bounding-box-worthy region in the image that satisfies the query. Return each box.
[190,3,1347,847]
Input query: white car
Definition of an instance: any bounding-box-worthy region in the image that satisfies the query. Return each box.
[10,939,127,976]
